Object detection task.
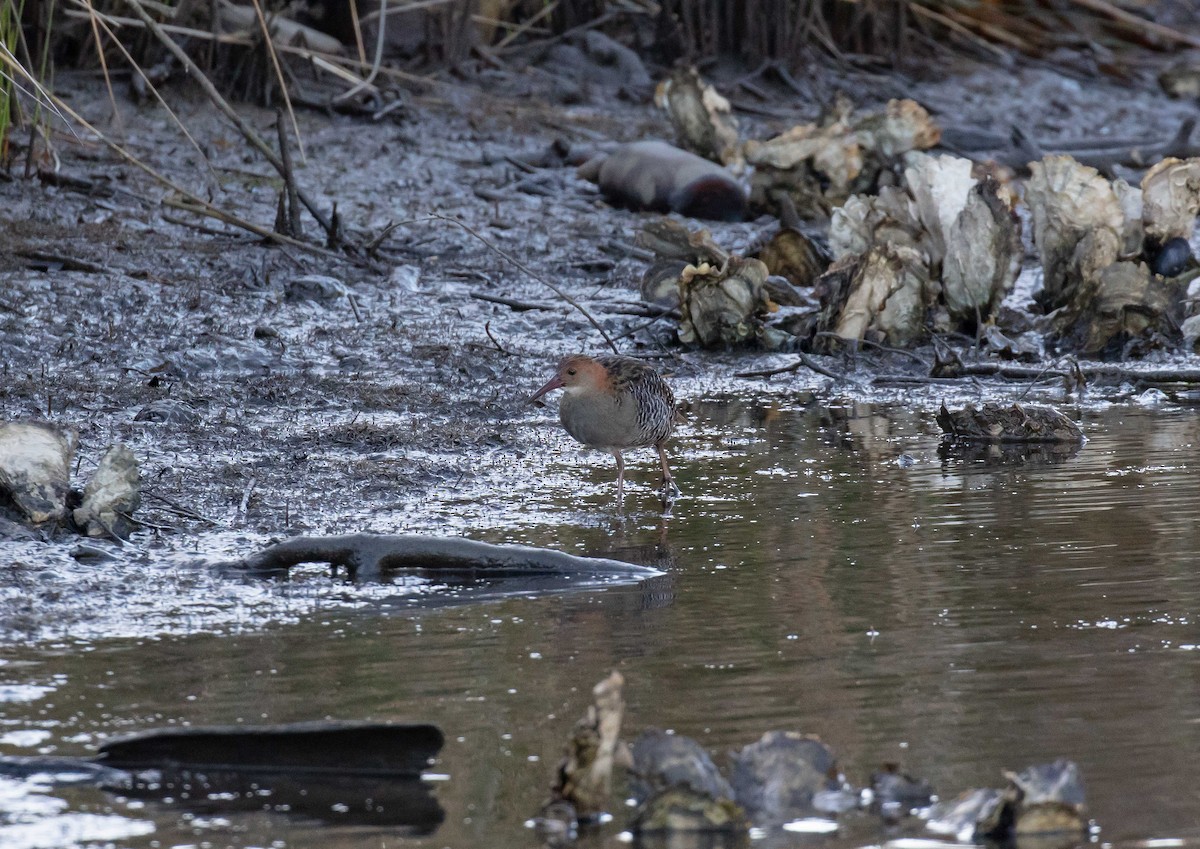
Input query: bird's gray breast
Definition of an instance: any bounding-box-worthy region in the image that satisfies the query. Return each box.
[559,392,642,450]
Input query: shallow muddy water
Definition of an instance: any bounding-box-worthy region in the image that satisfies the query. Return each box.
[3,399,1200,849]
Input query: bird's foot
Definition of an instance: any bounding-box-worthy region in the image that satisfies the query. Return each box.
[660,477,681,501]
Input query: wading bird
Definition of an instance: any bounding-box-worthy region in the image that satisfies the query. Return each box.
[528,354,678,500]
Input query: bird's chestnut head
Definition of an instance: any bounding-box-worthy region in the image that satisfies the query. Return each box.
[527,355,607,403]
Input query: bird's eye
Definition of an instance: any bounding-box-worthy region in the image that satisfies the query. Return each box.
[567,368,577,376]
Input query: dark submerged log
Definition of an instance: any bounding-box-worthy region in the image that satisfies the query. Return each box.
[0,722,446,832]
[95,720,444,777]
[223,533,662,581]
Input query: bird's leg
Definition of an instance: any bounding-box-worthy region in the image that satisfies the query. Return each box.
[613,451,625,502]
[657,443,681,499]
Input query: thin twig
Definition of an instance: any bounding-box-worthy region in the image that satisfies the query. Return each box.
[1,54,340,259]
[83,0,126,135]
[422,214,620,354]
[484,321,512,356]
[239,475,258,515]
[142,490,222,526]
[365,220,404,255]
[334,0,388,103]
[120,510,180,533]
[815,331,931,366]
[16,250,108,273]
[492,0,558,50]
[611,313,672,342]
[1068,0,1200,48]
[84,4,214,178]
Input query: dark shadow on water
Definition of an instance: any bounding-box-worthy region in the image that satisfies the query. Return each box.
[937,439,1084,467]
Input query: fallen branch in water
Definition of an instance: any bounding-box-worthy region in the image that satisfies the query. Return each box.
[222,533,660,581]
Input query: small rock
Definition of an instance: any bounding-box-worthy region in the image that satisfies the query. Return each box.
[870,763,934,822]
[630,729,735,804]
[390,266,422,292]
[925,788,1002,841]
[631,786,748,834]
[1148,236,1193,278]
[1182,313,1200,351]
[71,542,122,562]
[728,731,842,825]
[286,274,347,301]
[0,422,78,524]
[134,399,200,425]
[73,444,141,539]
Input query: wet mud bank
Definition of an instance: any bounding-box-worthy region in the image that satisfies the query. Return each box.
[3,53,1200,642]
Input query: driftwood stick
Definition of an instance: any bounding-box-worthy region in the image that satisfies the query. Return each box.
[602,302,681,319]
[142,490,221,525]
[483,321,512,355]
[15,250,109,273]
[161,196,360,266]
[222,534,660,581]
[815,331,931,366]
[735,352,846,381]
[276,108,303,237]
[959,361,1200,384]
[469,291,557,312]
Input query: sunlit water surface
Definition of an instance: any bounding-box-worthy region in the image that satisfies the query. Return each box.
[3,400,1200,849]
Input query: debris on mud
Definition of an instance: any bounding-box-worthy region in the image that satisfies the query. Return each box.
[655,66,741,168]
[936,403,1085,444]
[637,221,824,349]
[0,422,77,525]
[729,731,848,825]
[0,422,140,540]
[73,444,141,539]
[870,764,936,824]
[677,254,774,348]
[534,674,1099,847]
[631,784,749,835]
[577,140,747,221]
[816,152,1021,348]
[629,730,737,809]
[1024,154,1200,357]
[745,97,941,219]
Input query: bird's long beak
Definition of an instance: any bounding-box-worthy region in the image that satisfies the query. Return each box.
[527,374,564,405]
